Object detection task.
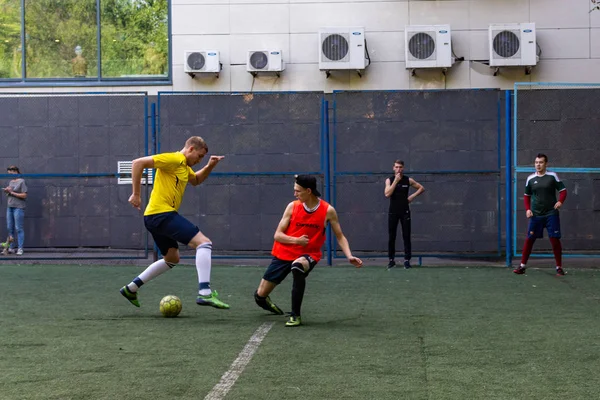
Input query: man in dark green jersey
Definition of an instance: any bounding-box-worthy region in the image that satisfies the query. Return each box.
[514,154,567,276]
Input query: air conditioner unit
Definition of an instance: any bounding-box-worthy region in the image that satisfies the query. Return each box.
[246,50,285,75]
[319,27,367,73]
[489,23,537,67]
[405,25,453,70]
[184,51,221,76]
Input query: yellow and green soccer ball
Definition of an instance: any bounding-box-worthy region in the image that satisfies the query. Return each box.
[159,295,182,318]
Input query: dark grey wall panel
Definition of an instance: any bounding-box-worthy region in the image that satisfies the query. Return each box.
[332,90,502,256]
[0,95,147,250]
[1,90,596,256]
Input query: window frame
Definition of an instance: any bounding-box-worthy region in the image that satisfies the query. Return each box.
[0,0,172,87]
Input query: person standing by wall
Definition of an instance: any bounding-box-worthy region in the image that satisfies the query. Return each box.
[513,153,567,276]
[384,160,425,270]
[3,165,27,255]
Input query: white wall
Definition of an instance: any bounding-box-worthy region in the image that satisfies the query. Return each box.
[169,0,600,93]
[3,0,599,94]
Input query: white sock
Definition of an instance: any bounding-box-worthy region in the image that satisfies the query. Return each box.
[520,263,526,268]
[128,260,173,292]
[196,242,212,296]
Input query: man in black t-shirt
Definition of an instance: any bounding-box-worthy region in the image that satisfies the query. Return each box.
[384,160,425,269]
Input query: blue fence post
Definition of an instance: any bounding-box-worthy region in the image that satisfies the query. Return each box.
[505,90,512,267]
[512,85,519,260]
[143,97,150,259]
[150,102,160,260]
[325,99,333,266]
[320,97,333,266]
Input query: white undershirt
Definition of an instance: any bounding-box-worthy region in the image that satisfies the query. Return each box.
[303,200,321,213]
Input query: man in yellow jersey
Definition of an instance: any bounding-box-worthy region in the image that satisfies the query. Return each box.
[254,175,363,326]
[120,136,229,309]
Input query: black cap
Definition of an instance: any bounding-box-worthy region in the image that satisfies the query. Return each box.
[295,175,321,197]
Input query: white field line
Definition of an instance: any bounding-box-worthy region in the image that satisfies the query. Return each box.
[204,322,274,400]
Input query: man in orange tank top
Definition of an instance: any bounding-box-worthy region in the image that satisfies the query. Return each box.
[254,175,363,327]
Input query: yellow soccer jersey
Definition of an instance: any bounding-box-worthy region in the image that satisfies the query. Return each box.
[144,152,195,216]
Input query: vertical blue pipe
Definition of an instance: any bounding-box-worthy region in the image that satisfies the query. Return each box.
[505,90,512,267]
[496,93,502,255]
[325,99,333,266]
[512,85,519,258]
[145,99,150,157]
[319,98,328,263]
[151,102,157,154]
[144,98,150,258]
[156,94,161,153]
[320,98,325,172]
[332,94,338,261]
[150,102,160,259]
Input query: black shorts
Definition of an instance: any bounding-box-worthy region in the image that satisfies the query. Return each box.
[263,255,318,284]
[144,212,200,255]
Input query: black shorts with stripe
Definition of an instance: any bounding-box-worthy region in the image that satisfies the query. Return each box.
[263,255,318,284]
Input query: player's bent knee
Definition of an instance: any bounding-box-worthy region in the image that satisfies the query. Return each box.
[291,259,309,273]
[165,256,180,264]
[291,263,307,278]
[189,231,211,248]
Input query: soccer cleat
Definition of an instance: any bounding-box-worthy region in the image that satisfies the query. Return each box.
[285,315,302,327]
[404,260,412,269]
[265,296,284,315]
[255,293,284,315]
[556,267,565,276]
[196,290,230,309]
[513,266,526,275]
[120,286,140,307]
[386,260,396,270]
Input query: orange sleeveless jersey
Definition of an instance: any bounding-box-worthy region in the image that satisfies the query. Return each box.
[272,200,330,262]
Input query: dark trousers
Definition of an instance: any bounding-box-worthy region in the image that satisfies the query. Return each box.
[388,211,411,261]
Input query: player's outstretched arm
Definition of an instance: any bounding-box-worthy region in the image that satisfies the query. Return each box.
[191,155,224,186]
[327,206,363,268]
[129,156,154,209]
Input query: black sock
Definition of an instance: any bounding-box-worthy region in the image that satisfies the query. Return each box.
[291,267,306,317]
[254,291,267,307]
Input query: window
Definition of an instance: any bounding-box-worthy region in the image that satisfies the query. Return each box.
[0,0,22,79]
[101,0,168,78]
[0,0,169,84]
[25,0,98,79]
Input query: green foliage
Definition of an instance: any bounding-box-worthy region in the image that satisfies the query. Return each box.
[0,0,168,80]
[0,0,22,78]
[101,0,168,77]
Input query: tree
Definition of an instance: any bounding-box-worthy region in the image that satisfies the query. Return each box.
[0,0,22,78]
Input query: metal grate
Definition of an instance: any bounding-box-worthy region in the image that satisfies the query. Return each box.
[118,161,153,185]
